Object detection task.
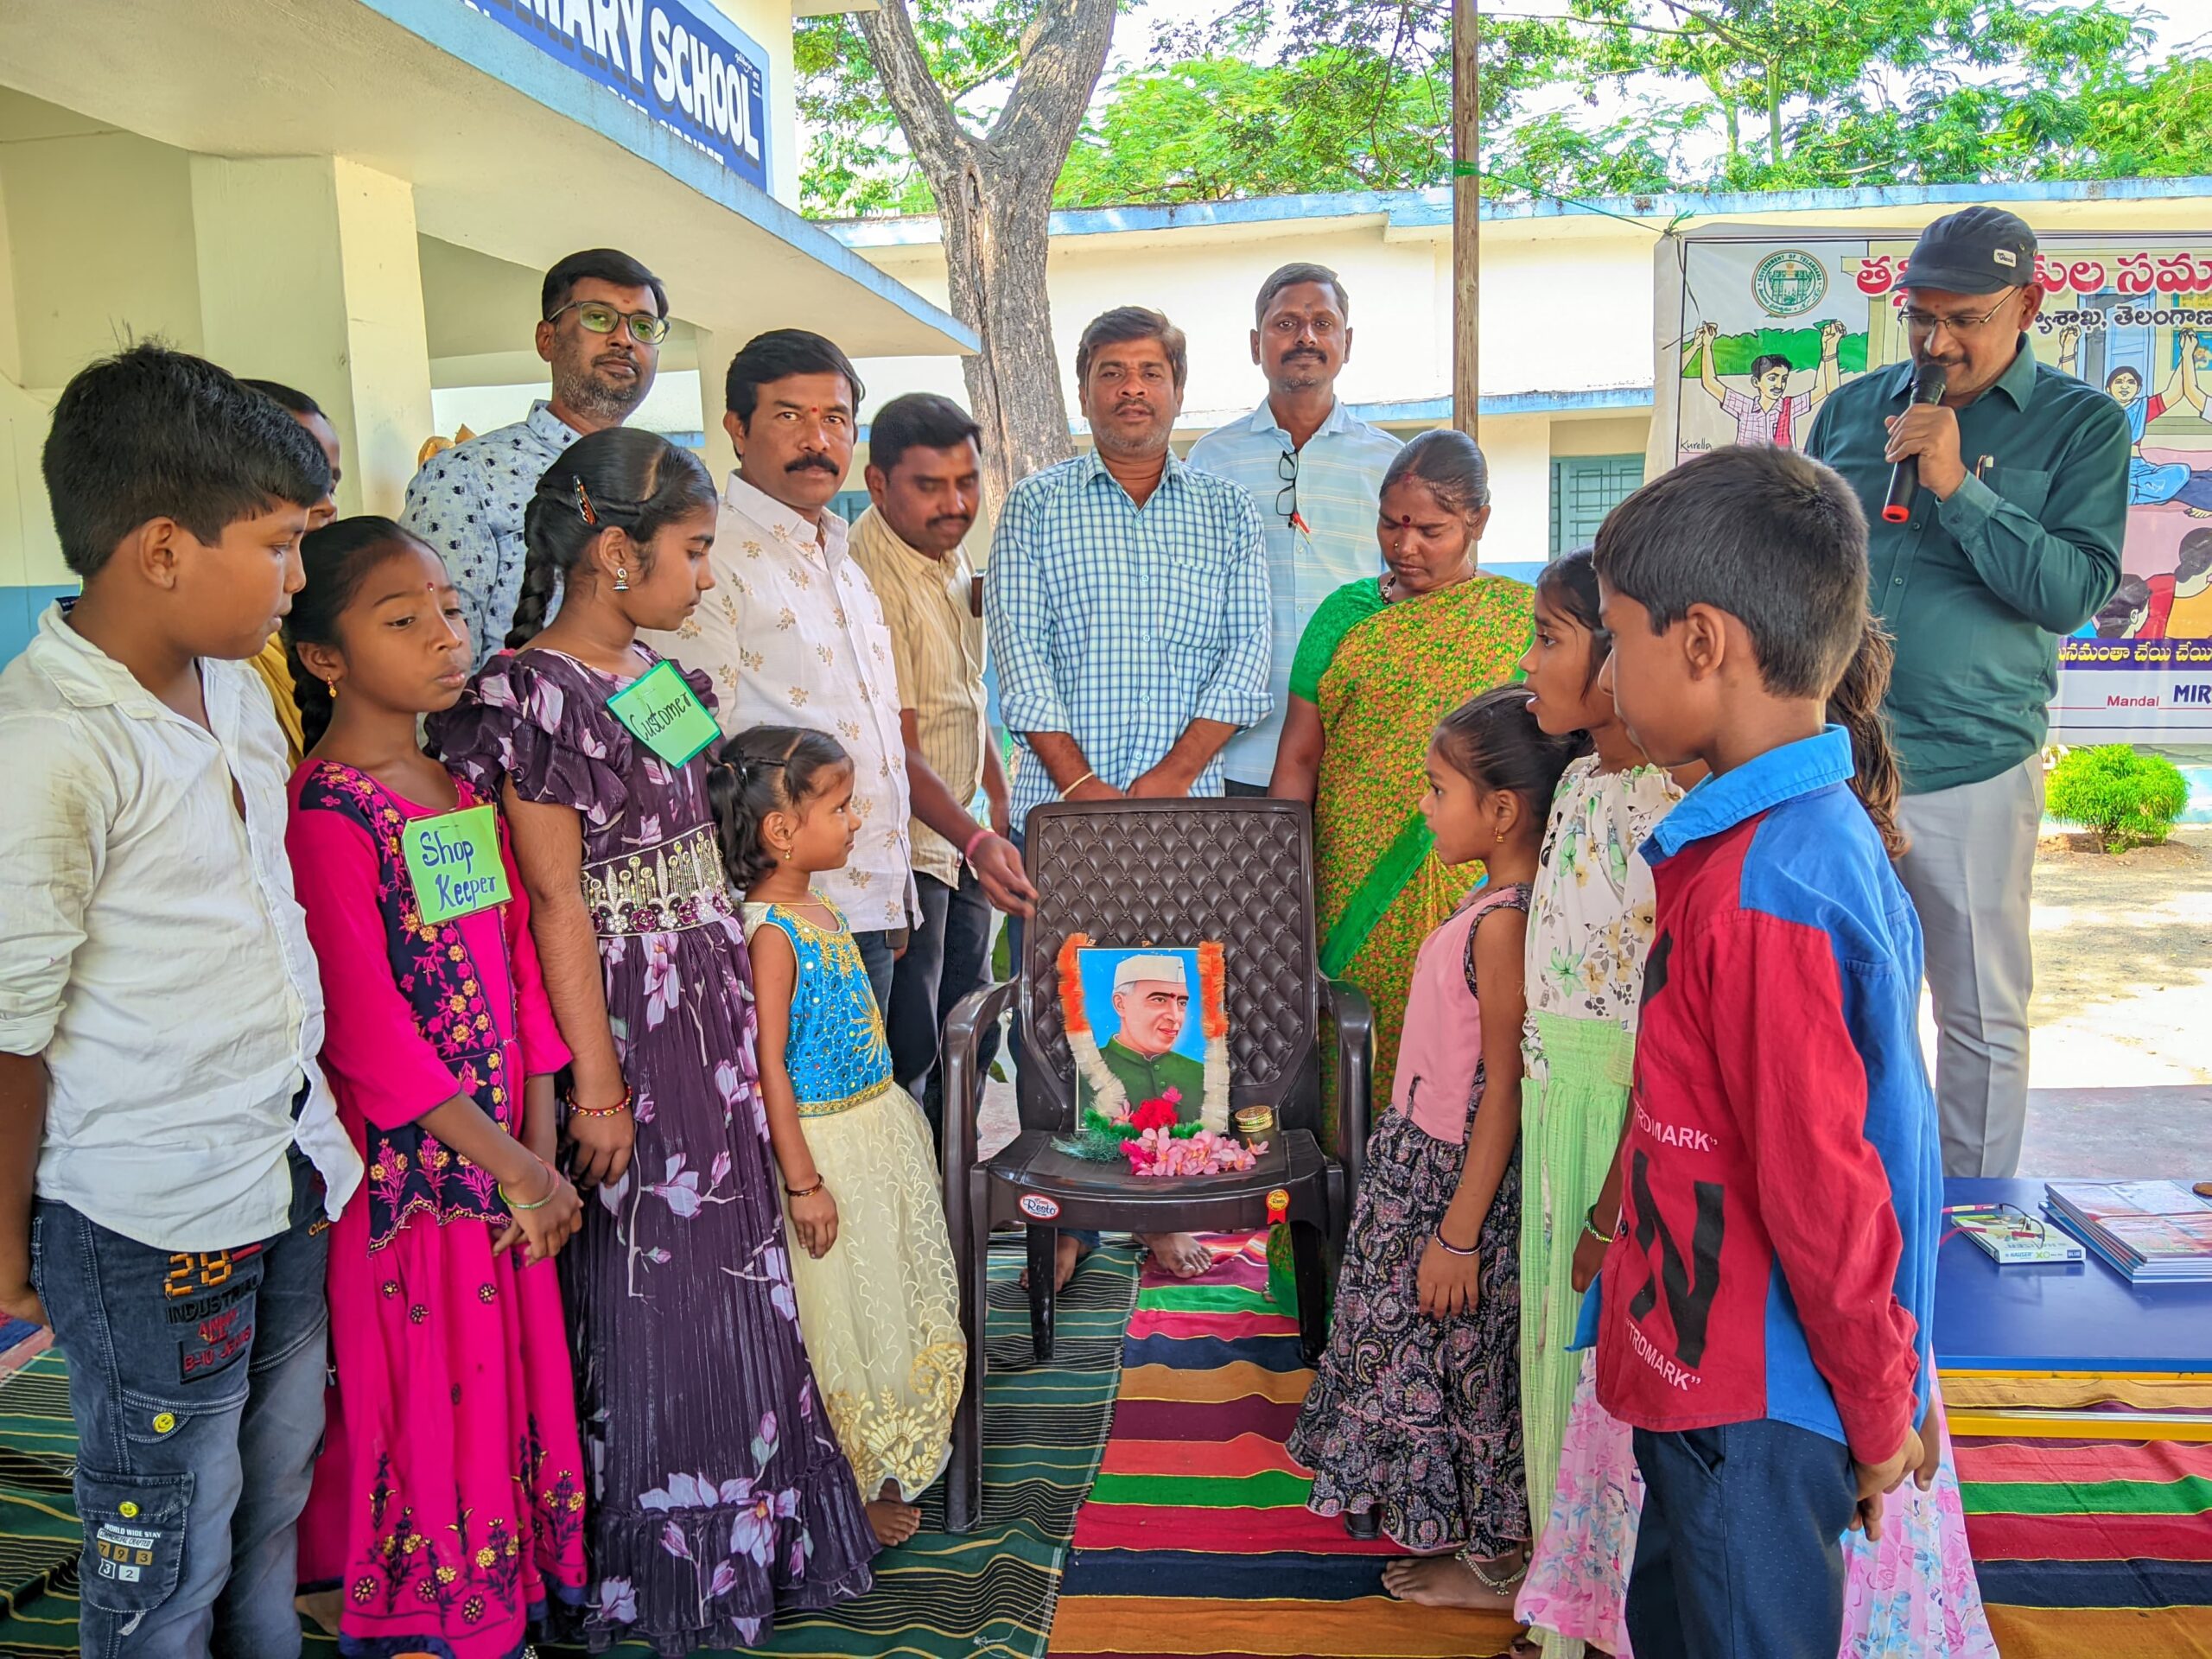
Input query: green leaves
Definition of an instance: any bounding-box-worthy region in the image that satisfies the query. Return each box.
[2047,744,2190,854]
[798,0,2207,216]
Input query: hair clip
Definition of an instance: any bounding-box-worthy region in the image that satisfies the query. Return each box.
[574,479,599,525]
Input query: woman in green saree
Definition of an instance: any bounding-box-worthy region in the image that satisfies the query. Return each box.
[1271,431,1535,1141]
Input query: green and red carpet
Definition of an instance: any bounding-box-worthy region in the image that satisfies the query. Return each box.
[0,1237,1139,1659]
[1047,1232,2212,1659]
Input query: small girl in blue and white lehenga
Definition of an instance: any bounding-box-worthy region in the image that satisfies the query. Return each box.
[707,725,965,1550]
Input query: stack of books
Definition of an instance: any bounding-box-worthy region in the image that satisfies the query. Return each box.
[2044,1180,2212,1284]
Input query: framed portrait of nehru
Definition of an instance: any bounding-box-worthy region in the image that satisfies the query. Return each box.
[1062,944,1230,1133]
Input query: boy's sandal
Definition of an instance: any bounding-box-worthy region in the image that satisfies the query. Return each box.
[1344,1508,1381,1541]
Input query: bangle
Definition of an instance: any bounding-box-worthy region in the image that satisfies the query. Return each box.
[1583,1205,1614,1247]
[566,1084,632,1120]
[1058,770,1096,801]
[785,1178,825,1200]
[500,1162,556,1212]
[962,826,995,865]
[1433,1229,1478,1258]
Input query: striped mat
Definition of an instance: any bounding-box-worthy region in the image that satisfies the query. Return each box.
[1050,1233,1522,1658]
[0,1236,1140,1659]
[1959,1433,2212,1657]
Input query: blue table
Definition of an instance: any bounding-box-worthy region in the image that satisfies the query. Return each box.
[1935,1178,2212,1373]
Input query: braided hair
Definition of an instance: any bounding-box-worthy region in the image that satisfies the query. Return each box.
[283,516,429,751]
[1827,615,1908,860]
[507,427,718,651]
[704,727,851,894]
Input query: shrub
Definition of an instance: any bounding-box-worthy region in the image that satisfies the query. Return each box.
[2045,745,2189,853]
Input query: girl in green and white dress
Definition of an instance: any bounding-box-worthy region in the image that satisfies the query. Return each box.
[1511,550,1686,1572]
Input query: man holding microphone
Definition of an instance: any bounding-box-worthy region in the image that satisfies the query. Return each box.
[1805,207,2130,1179]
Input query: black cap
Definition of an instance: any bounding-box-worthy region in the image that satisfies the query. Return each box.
[1904,207,2038,296]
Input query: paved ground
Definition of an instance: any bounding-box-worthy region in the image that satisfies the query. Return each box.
[973,825,2212,1179]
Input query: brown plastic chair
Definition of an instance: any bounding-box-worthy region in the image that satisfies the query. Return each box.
[938,798,1372,1534]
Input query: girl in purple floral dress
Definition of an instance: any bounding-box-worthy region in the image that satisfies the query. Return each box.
[429,430,875,1654]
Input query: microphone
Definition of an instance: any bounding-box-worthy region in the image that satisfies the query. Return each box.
[1883,362,1949,524]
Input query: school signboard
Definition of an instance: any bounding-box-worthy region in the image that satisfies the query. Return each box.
[462,0,771,191]
[1649,225,2212,740]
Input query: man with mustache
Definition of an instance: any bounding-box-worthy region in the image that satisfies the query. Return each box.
[642,329,915,1013]
[1187,264,1400,795]
[404,248,666,665]
[848,394,1038,1143]
[1803,207,2129,1180]
[988,306,1271,1286]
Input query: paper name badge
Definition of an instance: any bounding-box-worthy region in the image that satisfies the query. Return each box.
[607,660,719,766]
[401,804,512,926]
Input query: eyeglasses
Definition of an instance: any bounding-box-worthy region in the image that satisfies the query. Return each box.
[544,300,670,346]
[1276,448,1300,526]
[1901,291,2018,338]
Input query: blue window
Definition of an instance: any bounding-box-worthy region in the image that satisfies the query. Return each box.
[1550,454,1645,556]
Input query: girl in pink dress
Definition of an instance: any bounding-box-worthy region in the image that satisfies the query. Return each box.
[285,517,590,1658]
[1288,686,1582,1612]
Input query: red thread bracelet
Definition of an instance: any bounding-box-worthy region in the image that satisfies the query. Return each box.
[963,826,995,865]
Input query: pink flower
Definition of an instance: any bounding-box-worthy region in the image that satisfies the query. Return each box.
[708,1559,739,1599]
[647,1153,703,1218]
[644,936,681,1029]
[599,1578,638,1623]
[660,1520,693,1560]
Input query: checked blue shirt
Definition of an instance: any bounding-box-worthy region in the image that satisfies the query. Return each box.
[986,448,1272,831]
[1187,397,1400,785]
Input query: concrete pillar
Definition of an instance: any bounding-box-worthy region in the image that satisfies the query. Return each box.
[691,324,740,487]
[190,156,433,518]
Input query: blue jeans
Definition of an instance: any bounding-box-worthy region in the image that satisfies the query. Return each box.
[852,927,898,1020]
[33,1147,331,1659]
[1627,1419,1857,1659]
[887,868,1001,1147]
[1003,833,1098,1251]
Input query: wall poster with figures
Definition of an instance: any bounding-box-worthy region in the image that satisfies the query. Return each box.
[1649,225,2212,741]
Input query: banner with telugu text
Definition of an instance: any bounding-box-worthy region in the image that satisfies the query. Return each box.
[1649,226,2212,741]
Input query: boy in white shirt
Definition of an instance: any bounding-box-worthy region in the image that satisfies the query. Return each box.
[0,346,363,1658]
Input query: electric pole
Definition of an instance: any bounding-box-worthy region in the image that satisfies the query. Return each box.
[1452,0,1478,438]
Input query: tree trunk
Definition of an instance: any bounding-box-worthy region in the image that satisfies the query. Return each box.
[939,150,1075,517]
[1766,59,1783,166]
[853,0,1116,514]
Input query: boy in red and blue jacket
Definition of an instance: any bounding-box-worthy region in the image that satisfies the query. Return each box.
[1590,444,1942,1659]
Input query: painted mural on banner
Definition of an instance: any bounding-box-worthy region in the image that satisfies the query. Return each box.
[464,0,769,191]
[1650,226,2212,740]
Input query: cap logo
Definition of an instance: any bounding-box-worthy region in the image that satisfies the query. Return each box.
[1993,248,2018,269]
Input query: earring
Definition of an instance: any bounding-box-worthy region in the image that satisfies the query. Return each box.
[613,566,630,593]
[326,680,337,699]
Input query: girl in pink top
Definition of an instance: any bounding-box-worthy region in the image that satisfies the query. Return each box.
[283,518,589,1658]
[1288,684,1581,1616]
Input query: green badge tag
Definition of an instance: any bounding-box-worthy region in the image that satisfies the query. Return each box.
[606,659,719,766]
[401,804,512,926]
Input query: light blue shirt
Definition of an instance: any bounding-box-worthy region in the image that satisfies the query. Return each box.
[985,448,1272,831]
[1186,397,1401,783]
[401,400,583,667]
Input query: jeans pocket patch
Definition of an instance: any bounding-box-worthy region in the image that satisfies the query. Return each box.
[77,1467,191,1617]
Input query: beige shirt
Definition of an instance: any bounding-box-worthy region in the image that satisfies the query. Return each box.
[847,505,989,887]
[0,605,363,1250]
[642,474,915,932]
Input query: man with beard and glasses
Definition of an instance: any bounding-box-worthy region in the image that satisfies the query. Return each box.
[641,329,916,1014]
[987,305,1270,1288]
[846,393,1037,1143]
[1804,206,2129,1180]
[403,248,666,664]
[1188,263,1399,795]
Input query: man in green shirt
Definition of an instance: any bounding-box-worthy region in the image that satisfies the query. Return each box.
[1805,206,2129,1180]
[1101,954,1205,1112]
